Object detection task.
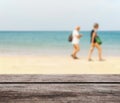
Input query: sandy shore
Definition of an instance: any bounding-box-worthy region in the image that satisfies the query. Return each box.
[0,55,120,74]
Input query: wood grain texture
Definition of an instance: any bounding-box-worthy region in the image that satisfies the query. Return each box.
[0,75,120,82]
[0,75,120,103]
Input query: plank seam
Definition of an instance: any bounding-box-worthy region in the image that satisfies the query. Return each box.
[0,82,120,84]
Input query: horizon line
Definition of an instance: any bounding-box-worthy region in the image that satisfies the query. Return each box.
[0,29,120,32]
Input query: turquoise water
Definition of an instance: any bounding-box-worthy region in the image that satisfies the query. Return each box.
[0,31,120,56]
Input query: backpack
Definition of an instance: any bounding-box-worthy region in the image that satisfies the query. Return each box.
[68,33,73,42]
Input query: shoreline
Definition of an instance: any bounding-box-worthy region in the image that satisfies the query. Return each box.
[0,55,120,74]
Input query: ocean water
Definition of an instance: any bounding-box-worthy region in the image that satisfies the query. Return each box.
[0,31,120,56]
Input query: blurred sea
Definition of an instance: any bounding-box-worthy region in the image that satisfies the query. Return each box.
[0,31,119,56]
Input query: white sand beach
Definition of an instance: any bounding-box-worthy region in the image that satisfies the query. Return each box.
[0,56,120,74]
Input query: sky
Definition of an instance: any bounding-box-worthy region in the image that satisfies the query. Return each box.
[0,0,120,31]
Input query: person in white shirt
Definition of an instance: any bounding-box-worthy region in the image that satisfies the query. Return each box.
[71,26,82,59]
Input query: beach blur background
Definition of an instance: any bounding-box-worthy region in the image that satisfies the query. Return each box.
[0,0,120,57]
[0,0,120,74]
[0,31,120,74]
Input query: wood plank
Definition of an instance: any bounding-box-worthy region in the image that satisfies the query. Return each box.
[0,84,120,103]
[0,75,120,82]
[0,75,120,102]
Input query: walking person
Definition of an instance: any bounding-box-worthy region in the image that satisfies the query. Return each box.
[88,23,103,61]
[71,26,82,59]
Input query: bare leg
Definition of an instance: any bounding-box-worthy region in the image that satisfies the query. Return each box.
[72,44,80,58]
[75,44,80,57]
[72,45,76,57]
[94,43,102,60]
[88,44,95,61]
